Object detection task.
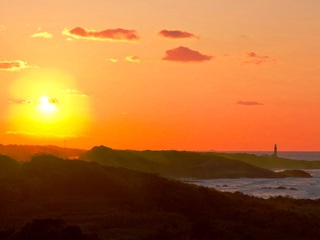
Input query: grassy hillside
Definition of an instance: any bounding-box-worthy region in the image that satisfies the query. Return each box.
[206,152,320,169]
[1,155,320,239]
[81,146,281,179]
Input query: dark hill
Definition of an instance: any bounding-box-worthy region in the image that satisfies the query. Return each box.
[1,155,320,239]
[81,146,281,179]
[0,154,20,178]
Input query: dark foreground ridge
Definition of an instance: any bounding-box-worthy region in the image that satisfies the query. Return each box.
[1,154,320,239]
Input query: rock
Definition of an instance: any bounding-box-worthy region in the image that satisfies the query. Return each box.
[277,169,312,178]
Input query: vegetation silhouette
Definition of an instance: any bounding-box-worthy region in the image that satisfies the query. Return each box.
[207,152,320,169]
[1,154,320,239]
[81,146,283,179]
[8,218,98,240]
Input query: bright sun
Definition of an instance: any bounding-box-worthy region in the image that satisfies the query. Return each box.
[38,96,58,114]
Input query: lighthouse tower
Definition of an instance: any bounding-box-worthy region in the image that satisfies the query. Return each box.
[272,144,278,158]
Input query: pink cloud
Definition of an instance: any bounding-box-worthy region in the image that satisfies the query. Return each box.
[159,29,198,39]
[162,46,212,63]
[0,60,34,71]
[237,101,263,106]
[244,52,275,65]
[63,27,139,42]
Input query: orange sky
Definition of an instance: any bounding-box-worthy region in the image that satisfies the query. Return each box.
[1,0,320,151]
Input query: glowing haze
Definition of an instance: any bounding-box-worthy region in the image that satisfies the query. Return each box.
[1,0,320,151]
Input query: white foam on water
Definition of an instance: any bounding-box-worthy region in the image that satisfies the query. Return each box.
[185,169,320,199]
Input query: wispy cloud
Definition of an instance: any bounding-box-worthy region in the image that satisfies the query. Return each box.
[5,130,83,138]
[9,97,58,105]
[31,31,53,38]
[162,46,212,63]
[244,52,275,65]
[159,29,198,39]
[0,60,36,71]
[125,56,141,63]
[106,58,118,63]
[61,89,88,97]
[238,35,253,40]
[6,131,36,136]
[237,101,264,106]
[8,99,35,105]
[62,27,139,42]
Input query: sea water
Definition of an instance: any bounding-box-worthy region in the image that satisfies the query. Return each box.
[186,152,320,199]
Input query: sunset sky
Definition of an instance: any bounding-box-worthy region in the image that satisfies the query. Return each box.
[1,0,320,151]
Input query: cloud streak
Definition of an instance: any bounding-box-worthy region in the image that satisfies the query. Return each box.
[31,31,53,38]
[63,27,139,42]
[162,46,212,63]
[125,56,141,63]
[9,97,58,105]
[159,29,198,39]
[61,89,88,97]
[5,130,82,138]
[237,101,263,106]
[8,99,35,105]
[0,60,35,71]
[6,131,36,136]
[244,52,275,65]
[106,58,118,63]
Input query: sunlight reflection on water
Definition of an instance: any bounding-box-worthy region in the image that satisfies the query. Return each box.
[185,169,320,199]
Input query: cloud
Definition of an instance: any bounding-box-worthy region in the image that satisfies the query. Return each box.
[159,29,198,39]
[5,130,82,138]
[237,101,263,106]
[0,25,5,31]
[9,97,58,105]
[0,60,35,71]
[31,31,53,38]
[62,27,139,42]
[106,58,118,63]
[244,52,275,65]
[125,56,141,63]
[61,88,88,97]
[6,131,36,136]
[162,46,212,63]
[8,99,35,105]
[238,35,253,40]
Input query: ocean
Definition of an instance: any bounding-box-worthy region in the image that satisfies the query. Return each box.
[186,152,320,199]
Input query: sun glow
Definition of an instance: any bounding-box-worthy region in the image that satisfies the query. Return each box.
[38,96,57,114]
[7,69,92,140]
